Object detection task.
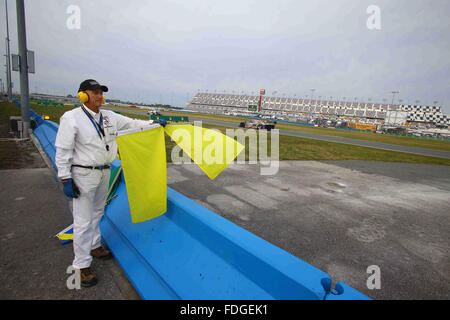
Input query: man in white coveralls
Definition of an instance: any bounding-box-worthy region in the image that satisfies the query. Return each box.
[55,79,166,287]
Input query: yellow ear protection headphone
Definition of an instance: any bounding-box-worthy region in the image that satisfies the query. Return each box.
[78,91,105,103]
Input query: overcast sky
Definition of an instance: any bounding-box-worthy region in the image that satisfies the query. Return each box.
[1,0,449,113]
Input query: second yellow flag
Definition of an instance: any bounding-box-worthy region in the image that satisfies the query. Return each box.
[165,124,244,180]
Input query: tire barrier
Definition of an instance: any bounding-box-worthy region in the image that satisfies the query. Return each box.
[28,106,370,300]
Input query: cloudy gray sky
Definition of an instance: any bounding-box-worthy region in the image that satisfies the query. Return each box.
[1,0,449,113]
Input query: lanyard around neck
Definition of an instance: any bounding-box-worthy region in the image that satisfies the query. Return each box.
[81,106,105,140]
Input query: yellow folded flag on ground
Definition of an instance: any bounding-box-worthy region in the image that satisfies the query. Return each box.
[116,126,167,224]
[58,233,73,241]
[165,124,245,180]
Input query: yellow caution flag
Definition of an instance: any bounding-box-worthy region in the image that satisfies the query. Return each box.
[164,124,245,180]
[116,125,167,224]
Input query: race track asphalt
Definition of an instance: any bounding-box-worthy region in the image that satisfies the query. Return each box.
[193,118,450,160]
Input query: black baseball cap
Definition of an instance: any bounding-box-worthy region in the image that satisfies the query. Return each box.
[78,79,108,92]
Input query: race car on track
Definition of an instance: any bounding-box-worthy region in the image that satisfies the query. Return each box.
[239,119,276,131]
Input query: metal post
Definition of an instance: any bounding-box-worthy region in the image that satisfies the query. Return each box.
[5,0,13,100]
[391,91,399,105]
[390,91,399,127]
[310,89,315,104]
[16,0,31,137]
[258,94,262,112]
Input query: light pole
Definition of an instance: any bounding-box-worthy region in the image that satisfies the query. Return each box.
[310,89,315,103]
[4,0,13,100]
[16,0,31,138]
[391,91,399,105]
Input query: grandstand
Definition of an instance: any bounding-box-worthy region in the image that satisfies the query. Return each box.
[187,93,449,128]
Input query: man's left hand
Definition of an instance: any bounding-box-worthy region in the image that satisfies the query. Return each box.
[154,119,167,127]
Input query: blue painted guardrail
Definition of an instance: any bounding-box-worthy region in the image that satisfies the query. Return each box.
[27,104,370,300]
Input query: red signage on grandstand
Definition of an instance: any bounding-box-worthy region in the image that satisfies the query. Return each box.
[260,89,265,95]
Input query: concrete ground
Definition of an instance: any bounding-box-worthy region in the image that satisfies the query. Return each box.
[0,167,139,300]
[166,160,450,300]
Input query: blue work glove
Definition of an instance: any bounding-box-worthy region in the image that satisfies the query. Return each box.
[62,178,80,198]
[154,119,167,127]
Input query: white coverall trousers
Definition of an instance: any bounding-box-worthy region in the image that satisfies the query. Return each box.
[71,166,111,269]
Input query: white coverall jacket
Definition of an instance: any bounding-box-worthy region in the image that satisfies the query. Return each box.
[55,105,151,269]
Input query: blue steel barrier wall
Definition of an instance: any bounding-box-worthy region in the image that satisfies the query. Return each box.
[33,121,59,170]
[30,112,370,300]
[12,99,43,125]
[102,168,332,300]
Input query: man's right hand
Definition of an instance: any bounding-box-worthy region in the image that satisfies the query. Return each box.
[62,178,80,198]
